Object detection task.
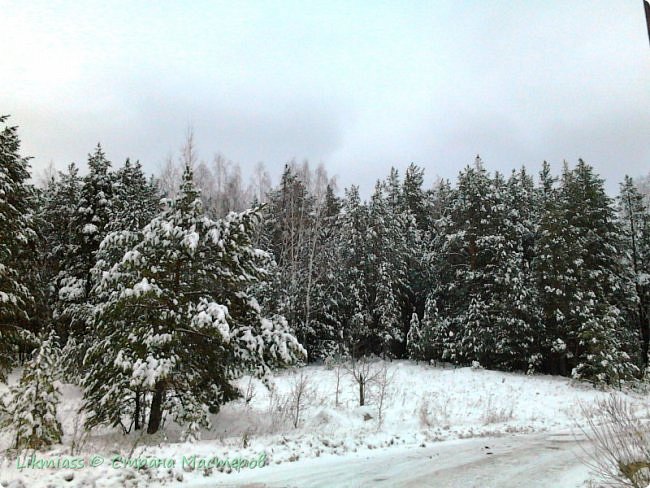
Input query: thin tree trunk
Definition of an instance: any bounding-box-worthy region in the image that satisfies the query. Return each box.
[359,375,365,406]
[134,391,141,431]
[640,305,649,367]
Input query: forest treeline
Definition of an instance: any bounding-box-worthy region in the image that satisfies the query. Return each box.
[1,116,649,445]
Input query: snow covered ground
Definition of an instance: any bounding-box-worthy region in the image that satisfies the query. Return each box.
[0,360,646,487]
[198,430,595,488]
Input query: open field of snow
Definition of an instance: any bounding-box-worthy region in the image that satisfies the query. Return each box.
[1,360,647,487]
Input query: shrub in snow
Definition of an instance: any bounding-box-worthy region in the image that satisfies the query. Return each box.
[289,370,314,428]
[0,332,63,450]
[580,395,650,488]
[81,165,305,436]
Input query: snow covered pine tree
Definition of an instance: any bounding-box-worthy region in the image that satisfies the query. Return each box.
[0,115,39,379]
[0,332,63,450]
[82,165,305,438]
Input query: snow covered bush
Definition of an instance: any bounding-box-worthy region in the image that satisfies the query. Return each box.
[480,394,514,425]
[406,312,424,362]
[0,332,63,450]
[265,386,292,433]
[80,165,305,436]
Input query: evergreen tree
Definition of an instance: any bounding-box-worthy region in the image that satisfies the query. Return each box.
[367,177,409,356]
[406,311,424,362]
[325,173,413,359]
[82,166,305,437]
[336,186,372,357]
[54,146,116,344]
[533,161,573,374]
[41,164,84,342]
[491,169,544,371]
[109,158,160,233]
[618,176,650,369]
[426,159,499,367]
[535,160,638,384]
[567,161,638,384]
[425,159,542,370]
[419,295,447,361]
[0,332,62,450]
[0,115,39,379]
[401,164,430,344]
[401,163,429,231]
[374,261,402,351]
[77,145,115,288]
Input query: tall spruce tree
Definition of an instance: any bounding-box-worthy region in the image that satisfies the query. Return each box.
[400,164,430,347]
[367,175,409,356]
[491,169,543,371]
[54,146,116,345]
[303,184,345,359]
[109,158,160,233]
[336,186,372,357]
[533,161,573,374]
[42,164,84,342]
[425,159,499,367]
[569,162,638,383]
[618,176,650,369]
[535,160,638,384]
[0,115,39,379]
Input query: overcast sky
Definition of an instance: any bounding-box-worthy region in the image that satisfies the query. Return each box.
[2,0,649,194]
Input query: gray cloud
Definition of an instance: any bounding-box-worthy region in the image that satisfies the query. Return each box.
[2,0,649,195]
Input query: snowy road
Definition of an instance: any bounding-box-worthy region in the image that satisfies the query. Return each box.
[192,430,595,488]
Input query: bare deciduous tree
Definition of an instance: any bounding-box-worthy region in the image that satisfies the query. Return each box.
[345,355,382,407]
[180,126,198,170]
[325,353,346,407]
[157,153,181,198]
[372,362,394,429]
[35,160,58,189]
[289,370,313,428]
[249,161,272,204]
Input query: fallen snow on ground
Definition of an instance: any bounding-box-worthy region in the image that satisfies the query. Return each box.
[192,430,596,488]
[0,361,646,487]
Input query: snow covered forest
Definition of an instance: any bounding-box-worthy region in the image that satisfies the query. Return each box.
[2,115,650,486]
